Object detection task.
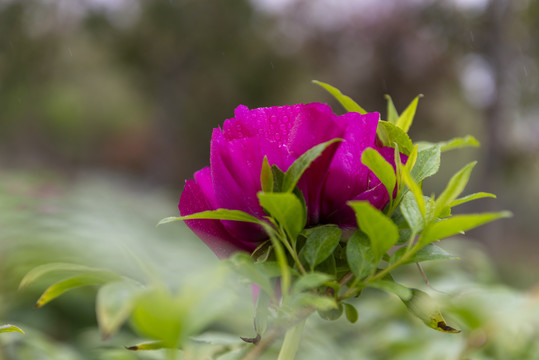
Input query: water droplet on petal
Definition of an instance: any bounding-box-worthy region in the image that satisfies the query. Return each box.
[270,115,278,123]
[274,133,281,141]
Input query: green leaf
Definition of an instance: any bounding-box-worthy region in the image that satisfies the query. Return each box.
[418,135,480,152]
[396,95,422,133]
[96,280,143,339]
[258,192,306,240]
[227,253,277,296]
[294,293,337,312]
[346,231,376,280]
[0,324,24,334]
[317,303,343,320]
[434,162,477,219]
[260,156,274,193]
[367,280,412,301]
[282,138,342,193]
[377,121,413,155]
[302,225,342,270]
[157,209,263,226]
[344,303,359,324]
[131,289,186,348]
[126,341,168,351]
[292,272,333,294]
[421,211,512,245]
[392,243,458,265]
[348,201,399,262]
[35,273,119,308]
[312,80,367,114]
[402,289,460,333]
[254,290,271,335]
[384,94,399,124]
[400,192,427,233]
[411,145,441,183]
[19,262,112,289]
[361,148,396,200]
[450,192,496,208]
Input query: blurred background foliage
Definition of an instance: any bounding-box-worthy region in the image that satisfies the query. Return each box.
[1,0,538,358]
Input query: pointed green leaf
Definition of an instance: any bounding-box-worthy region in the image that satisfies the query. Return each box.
[0,324,24,334]
[292,272,333,294]
[367,280,412,301]
[258,192,306,240]
[131,289,186,347]
[157,209,263,226]
[312,80,367,114]
[19,263,111,289]
[260,156,274,193]
[36,273,119,308]
[392,243,458,265]
[396,94,422,133]
[126,341,168,351]
[419,135,480,152]
[97,280,143,339]
[346,231,376,280]
[385,94,399,124]
[402,289,460,333]
[421,211,512,245]
[434,162,477,218]
[348,202,399,262]
[254,290,271,335]
[227,253,277,296]
[302,225,342,271]
[344,303,359,324]
[450,192,496,208]
[441,135,480,151]
[294,293,337,312]
[400,191,426,233]
[361,148,396,200]
[282,138,342,193]
[411,144,441,183]
[377,121,413,155]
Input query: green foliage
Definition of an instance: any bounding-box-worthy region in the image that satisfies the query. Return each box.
[313,80,367,114]
[301,226,342,271]
[16,85,512,359]
[0,324,24,334]
[361,148,397,200]
[348,201,399,263]
[281,138,342,193]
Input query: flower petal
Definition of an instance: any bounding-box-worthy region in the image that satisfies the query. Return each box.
[321,112,380,221]
[179,168,256,257]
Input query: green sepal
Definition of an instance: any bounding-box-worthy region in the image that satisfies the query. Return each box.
[260,156,274,193]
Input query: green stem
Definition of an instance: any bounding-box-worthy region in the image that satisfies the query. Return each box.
[277,318,306,360]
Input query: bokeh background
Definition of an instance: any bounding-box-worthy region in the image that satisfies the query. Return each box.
[1,0,538,358]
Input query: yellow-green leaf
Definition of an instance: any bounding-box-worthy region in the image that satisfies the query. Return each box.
[313,80,367,114]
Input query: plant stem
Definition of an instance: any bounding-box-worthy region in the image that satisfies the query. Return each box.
[277,318,306,360]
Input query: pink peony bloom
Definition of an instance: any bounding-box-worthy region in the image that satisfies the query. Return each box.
[179,103,403,258]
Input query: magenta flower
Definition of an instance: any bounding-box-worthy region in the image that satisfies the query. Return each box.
[179,103,403,258]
